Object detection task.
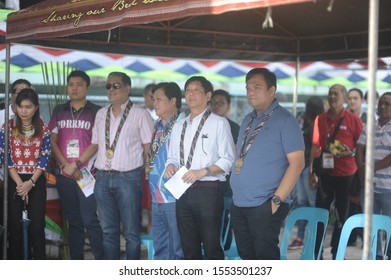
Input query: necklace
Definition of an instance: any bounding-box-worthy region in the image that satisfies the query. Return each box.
[22,123,33,131]
[69,103,85,139]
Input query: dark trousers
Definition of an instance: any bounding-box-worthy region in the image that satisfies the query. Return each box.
[176,185,224,260]
[8,174,46,260]
[57,174,104,260]
[315,174,353,259]
[231,200,289,260]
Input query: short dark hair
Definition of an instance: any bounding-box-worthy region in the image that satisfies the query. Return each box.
[152,82,182,110]
[305,96,324,122]
[67,70,90,87]
[212,89,231,105]
[184,76,213,94]
[245,68,277,90]
[11,79,31,93]
[108,72,132,87]
[364,90,380,101]
[348,88,364,99]
[144,83,156,95]
[380,92,391,98]
[15,88,42,138]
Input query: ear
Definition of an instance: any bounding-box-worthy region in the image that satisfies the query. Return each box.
[170,97,177,106]
[269,86,276,96]
[206,91,212,101]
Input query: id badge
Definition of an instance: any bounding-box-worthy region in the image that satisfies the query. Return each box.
[67,139,80,158]
[322,152,334,169]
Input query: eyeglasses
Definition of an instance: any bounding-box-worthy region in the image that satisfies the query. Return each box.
[105,83,123,90]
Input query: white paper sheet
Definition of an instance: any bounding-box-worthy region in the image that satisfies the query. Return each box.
[165,166,192,199]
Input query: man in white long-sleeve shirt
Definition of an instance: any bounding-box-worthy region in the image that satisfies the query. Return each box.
[164,76,235,260]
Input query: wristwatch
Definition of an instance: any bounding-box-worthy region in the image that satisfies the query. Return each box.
[75,160,83,169]
[272,195,282,206]
[205,167,211,176]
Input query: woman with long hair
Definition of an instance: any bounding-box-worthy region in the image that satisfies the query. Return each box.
[0,88,51,259]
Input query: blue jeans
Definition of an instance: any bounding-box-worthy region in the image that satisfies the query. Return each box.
[295,166,317,239]
[56,175,104,260]
[94,168,142,260]
[152,202,184,260]
[374,191,391,257]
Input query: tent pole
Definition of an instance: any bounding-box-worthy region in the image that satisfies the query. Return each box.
[2,42,11,260]
[363,0,378,261]
[292,56,300,118]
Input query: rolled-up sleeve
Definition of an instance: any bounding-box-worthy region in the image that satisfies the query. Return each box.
[215,118,235,174]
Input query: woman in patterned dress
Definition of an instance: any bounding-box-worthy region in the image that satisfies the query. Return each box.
[0,88,51,259]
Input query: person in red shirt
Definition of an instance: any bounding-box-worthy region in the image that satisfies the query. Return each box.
[309,84,363,259]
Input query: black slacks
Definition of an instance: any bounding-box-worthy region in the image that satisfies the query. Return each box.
[7,173,46,260]
[176,185,224,260]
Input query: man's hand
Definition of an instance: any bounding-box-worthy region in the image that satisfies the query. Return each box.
[309,173,319,190]
[63,162,77,177]
[72,168,83,181]
[181,169,206,184]
[271,201,280,214]
[164,164,177,178]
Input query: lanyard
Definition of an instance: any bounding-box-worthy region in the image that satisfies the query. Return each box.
[235,108,275,174]
[180,109,211,169]
[104,100,132,159]
[147,114,178,167]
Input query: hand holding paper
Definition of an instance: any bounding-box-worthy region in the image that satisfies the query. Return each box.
[164,166,192,199]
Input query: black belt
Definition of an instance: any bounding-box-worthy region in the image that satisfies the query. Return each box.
[97,169,121,174]
[191,180,220,188]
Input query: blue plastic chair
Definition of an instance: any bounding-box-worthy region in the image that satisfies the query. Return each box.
[335,214,391,260]
[221,212,241,260]
[280,207,329,260]
[141,231,154,260]
[219,197,241,260]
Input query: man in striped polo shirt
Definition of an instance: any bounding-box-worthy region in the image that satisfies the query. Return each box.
[80,72,154,260]
[356,91,391,259]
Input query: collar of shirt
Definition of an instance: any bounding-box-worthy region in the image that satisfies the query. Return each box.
[185,107,208,124]
[64,100,93,111]
[110,99,131,119]
[155,114,176,131]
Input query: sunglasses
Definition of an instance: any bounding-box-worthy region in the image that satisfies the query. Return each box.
[105,83,123,90]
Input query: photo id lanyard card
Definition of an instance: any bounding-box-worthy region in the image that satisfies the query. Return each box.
[67,103,85,159]
[67,139,80,158]
[322,152,334,169]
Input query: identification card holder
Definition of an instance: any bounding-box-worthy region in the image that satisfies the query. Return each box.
[67,139,80,158]
[322,152,334,169]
